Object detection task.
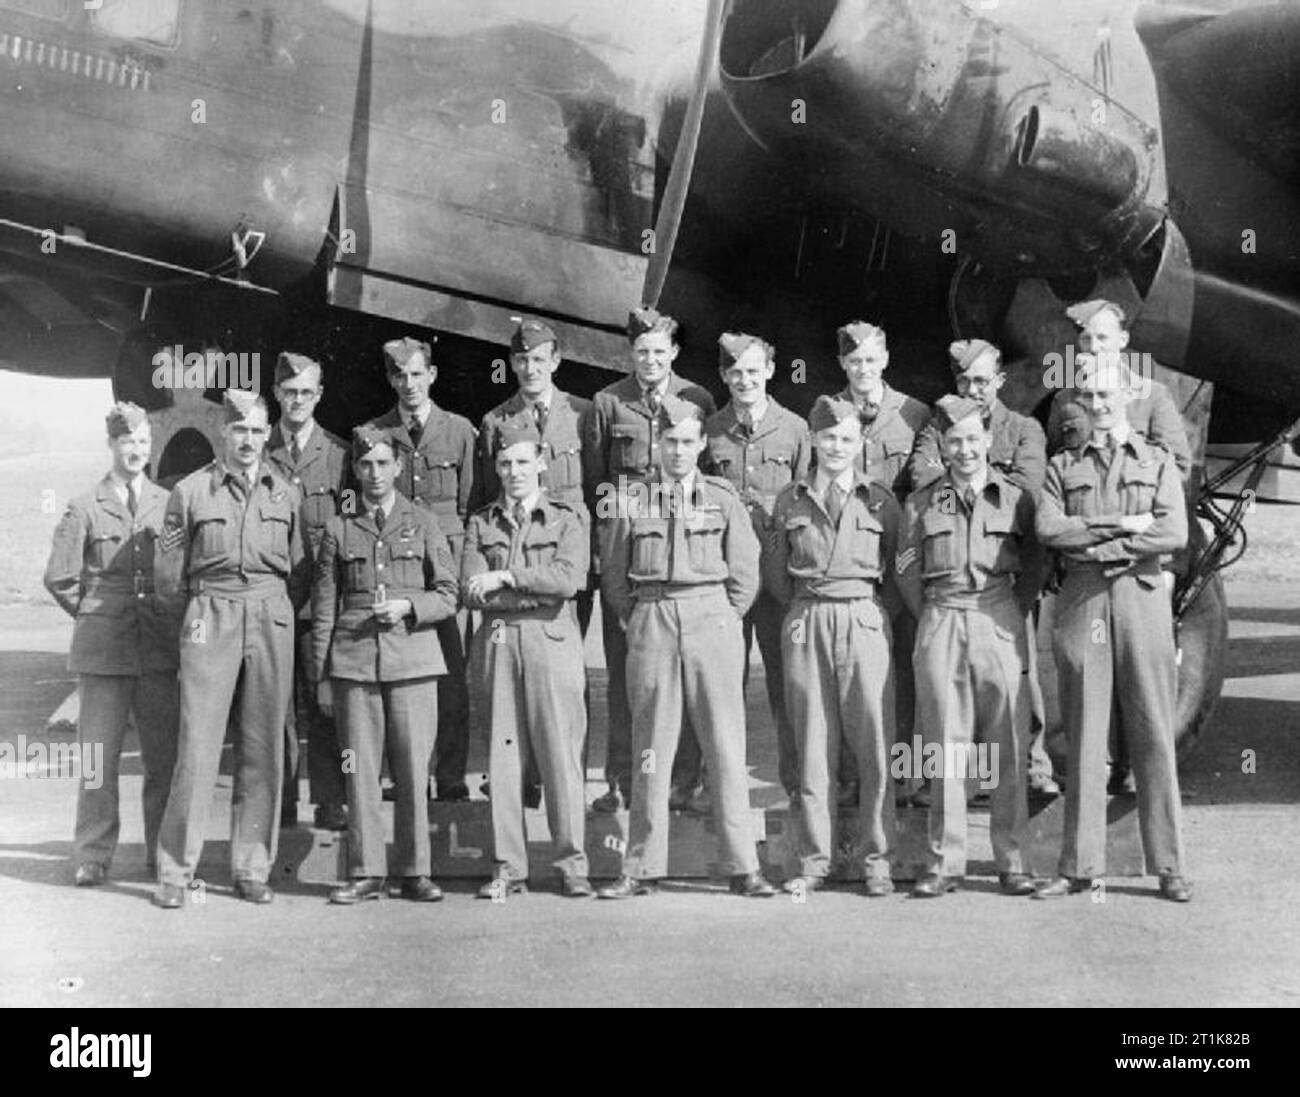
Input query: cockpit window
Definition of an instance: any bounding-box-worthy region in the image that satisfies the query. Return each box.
[88,0,179,47]
[0,1,70,22]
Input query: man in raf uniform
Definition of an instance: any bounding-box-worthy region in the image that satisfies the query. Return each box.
[700,332,810,804]
[764,396,899,897]
[1047,300,1192,796]
[1046,299,1192,479]
[585,307,716,813]
[597,396,775,899]
[896,395,1046,898]
[464,419,593,899]
[316,428,459,905]
[476,319,595,807]
[152,390,309,908]
[835,320,929,805]
[909,339,1059,802]
[362,336,476,802]
[43,402,179,886]
[1033,355,1192,902]
[266,351,349,830]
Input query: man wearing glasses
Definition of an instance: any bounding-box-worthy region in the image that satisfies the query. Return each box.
[267,353,350,831]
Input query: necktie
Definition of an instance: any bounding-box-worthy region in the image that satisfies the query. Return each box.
[513,501,528,528]
[374,506,385,532]
[825,481,844,526]
[408,416,423,449]
[289,436,302,466]
[963,485,977,511]
[126,482,138,517]
[643,388,661,415]
[532,401,548,437]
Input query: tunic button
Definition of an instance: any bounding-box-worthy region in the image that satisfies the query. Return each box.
[293,477,301,485]
[376,563,385,571]
[376,541,383,548]
[414,475,421,482]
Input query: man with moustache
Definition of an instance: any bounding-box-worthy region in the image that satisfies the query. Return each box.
[316,428,459,905]
[585,308,715,813]
[362,337,476,802]
[765,396,899,897]
[43,402,179,886]
[266,352,349,830]
[152,390,309,907]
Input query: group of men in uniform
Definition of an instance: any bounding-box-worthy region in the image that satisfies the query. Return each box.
[43,295,1193,906]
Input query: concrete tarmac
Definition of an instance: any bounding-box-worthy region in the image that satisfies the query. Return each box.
[2,576,1298,1008]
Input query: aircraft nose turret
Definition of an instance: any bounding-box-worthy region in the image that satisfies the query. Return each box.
[718,0,1163,272]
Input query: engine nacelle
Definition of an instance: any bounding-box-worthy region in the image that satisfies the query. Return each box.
[719,0,1164,272]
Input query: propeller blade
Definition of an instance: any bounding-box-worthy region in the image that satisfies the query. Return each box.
[641,0,727,308]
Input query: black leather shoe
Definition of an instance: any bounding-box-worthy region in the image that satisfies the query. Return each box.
[1159,874,1192,902]
[561,876,594,898]
[524,783,542,810]
[999,872,1037,896]
[1107,766,1135,796]
[911,873,959,898]
[592,786,627,813]
[74,863,107,887]
[381,780,397,802]
[909,783,932,809]
[313,803,348,831]
[329,877,386,905]
[234,879,274,904]
[596,875,656,899]
[401,876,444,902]
[152,883,184,909]
[477,873,527,900]
[730,872,777,898]
[435,782,470,803]
[863,877,894,898]
[1032,875,1092,899]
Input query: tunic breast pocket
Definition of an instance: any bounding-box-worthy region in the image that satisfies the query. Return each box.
[754,451,794,495]
[847,512,884,571]
[194,516,229,559]
[387,538,424,587]
[419,451,461,502]
[782,513,818,571]
[1061,468,1097,517]
[684,512,727,573]
[610,423,650,476]
[523,534,559,570]
[88,531,124,570]
[920,511,959,578]
[343,549,370,592]
[259,506,291,560]
[982,512,1021,573]
[1120,464,1160,513]
[478,531,511,572]
[546,442,583,492]
[628,517,669,581]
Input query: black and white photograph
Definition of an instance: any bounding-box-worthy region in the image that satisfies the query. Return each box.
[0,0,1296,1036]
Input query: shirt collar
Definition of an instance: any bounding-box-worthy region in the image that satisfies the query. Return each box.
[734,397,769,429]
[664,468,698,498]
[286,419,315,450]
[404,402,432,429]
[1087,416,1132,452]
[107,470,146,503]
[520,389,553,412]
[813,465,856,497]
